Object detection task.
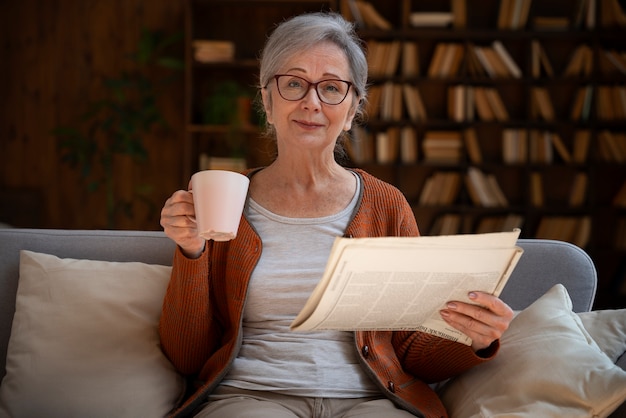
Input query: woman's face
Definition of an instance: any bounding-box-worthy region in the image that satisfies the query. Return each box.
[262,41,358,156]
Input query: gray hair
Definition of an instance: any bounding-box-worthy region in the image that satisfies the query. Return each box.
[256,12,368,161]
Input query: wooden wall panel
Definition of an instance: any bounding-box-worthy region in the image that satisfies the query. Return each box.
[0,0,185,230]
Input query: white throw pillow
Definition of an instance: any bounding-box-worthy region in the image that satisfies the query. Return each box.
[578,309,626,363]
[0,250,184,418]
[438,284,626,418]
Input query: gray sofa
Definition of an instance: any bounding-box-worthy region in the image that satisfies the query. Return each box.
[0,228,624,417]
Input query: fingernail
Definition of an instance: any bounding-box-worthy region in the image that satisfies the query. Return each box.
[447,302,457,310]
[440,310,450,318]
[468,292,477,299]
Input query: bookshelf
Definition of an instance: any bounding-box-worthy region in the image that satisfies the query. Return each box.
[183,0,626,308]
[341,0,626,308]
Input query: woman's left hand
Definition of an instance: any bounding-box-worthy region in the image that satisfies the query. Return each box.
[440,291,514,352]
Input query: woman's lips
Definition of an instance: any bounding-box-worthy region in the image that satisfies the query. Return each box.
[294,119,323,129]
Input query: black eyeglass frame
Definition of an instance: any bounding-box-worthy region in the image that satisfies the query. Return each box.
[267,74,355,105]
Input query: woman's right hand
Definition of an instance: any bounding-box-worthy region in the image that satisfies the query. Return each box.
[160,190,206,258]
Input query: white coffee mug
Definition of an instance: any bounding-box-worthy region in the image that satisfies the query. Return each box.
[189,170,250,241]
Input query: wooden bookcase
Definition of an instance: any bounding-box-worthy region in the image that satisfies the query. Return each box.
[183,0,626,308]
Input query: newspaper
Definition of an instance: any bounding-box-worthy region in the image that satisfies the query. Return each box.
[290,229,523,346]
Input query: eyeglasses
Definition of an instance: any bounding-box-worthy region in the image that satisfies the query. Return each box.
[269,74,353,105]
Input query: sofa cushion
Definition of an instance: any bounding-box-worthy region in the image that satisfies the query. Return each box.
[0,250,184,418]
[438,284,626,418]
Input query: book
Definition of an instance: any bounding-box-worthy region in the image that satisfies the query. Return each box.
[419,171,461,205]
[192,40,235,63]
[502,129,528,164]
[380,82,402,121]
[352,0,392,29]
[572,130,591,163]
[532,16,570,30]
[550,133,572,163]
[497,0,532,29]
[492,40,523,78]
[409,12,453,27]
[569,172,588,207]
[290,230,524,346]
[570,85,593,121]
[400,126,418,164]
[531,87,556,121]
[484,88,510,121]
[347,126,375,164]
[423,131,464,163]
[466,167,508,207]
[473,87,496,121]
[451,0,467,28]
[376,128,400,164]
[428,43,464,77]
[448,84,466,122]
[198,154,246,171]
[529,130,554,163]
[531,40,554,78]
[464,127,483,164]
[599,0,626,28]
[530,171,544,207]
[402,42,420,77]
[403,84,428,122]
[563,44,593,77]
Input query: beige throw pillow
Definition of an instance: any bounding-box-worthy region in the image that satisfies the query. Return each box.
[0,250,184,418]
[578,309,626,363]
[438,284,626,418]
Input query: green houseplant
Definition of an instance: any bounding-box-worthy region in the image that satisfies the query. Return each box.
[53,28,183,228]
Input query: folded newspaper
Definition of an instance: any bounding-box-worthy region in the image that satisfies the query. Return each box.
[290,229,523,346]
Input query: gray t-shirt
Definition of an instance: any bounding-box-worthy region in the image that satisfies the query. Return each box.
[220,174,380,397]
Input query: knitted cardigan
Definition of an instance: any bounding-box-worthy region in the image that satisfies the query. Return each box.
[159,168,498,418]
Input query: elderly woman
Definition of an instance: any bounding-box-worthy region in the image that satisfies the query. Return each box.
[159,11,513,418]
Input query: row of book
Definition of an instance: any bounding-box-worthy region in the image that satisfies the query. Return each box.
[597,130,626,162]
[429,213,525,236]
[347,127,599,166]
[532,85,626,122]
[416,168,594,209]
[348,125,419,165]
[420,167,509,208]
[448,85,509,122]
[348,127,479,165]
[529,171,589,207]
[367,38,624,80]
[343,0,624,31]
[367,82,427,122]
[371,82,623,126]
[421,169,626,209]
[535,216,592,248]
[427,213,591,248]
[502,129,591,164]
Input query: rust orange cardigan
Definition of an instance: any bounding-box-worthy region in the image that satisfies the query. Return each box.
[159,168,498,418]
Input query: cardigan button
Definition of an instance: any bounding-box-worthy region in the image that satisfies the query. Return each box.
[387,381,395,393]
[361,345,369,358]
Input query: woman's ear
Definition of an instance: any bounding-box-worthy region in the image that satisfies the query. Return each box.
[343,97,359,132]
[261,88,273,124]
